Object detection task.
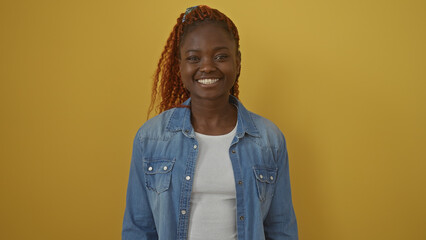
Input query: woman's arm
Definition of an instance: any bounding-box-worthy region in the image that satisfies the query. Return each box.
[264,137,298,240]
[122,130,158,240]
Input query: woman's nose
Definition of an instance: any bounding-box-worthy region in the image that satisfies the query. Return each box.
[199,58,216,73]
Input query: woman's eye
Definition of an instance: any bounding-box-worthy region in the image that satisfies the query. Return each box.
[186,56,200,62]
[215,54,228,61]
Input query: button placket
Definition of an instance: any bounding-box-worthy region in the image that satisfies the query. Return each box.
[177,139,198,238]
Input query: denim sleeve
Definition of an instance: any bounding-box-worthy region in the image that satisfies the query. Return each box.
[264,136,298,240]
[122,130,158,240]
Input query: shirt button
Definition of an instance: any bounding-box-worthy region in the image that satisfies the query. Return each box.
[193,145,197,149]
[259,174,264,179]
[270,176,274,180]
[163,166,168,171]
[181,210,187,215]
[186,176,191,181]
[232,149,236,153]
[239,216,244,220]
[148,166,153,171]
[238,181,243,185]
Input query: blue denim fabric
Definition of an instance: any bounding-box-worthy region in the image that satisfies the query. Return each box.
[122,96,298,240]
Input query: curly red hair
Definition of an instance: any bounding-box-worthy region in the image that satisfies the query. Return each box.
[148,5,241,117]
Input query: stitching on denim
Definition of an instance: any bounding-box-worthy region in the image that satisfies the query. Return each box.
[139,131,178,141]
[245,135,263,147]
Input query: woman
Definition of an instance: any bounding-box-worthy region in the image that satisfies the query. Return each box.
[122,5,298,240]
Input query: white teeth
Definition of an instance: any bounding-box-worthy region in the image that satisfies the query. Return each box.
[197,78,219,85]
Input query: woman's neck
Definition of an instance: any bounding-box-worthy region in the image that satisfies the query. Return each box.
[190,96,237,135]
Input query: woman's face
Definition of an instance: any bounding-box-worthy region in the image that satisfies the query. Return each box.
[179,22,240,102]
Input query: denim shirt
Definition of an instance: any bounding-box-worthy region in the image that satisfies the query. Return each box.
[122,96,298,240]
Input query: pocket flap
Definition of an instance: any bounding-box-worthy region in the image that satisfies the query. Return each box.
[253,168,277,184]
[143,159,175,175]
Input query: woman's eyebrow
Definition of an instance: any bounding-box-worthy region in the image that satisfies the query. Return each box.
[185,49,201,53]
[213,46,230,51]
[185,46,230,53]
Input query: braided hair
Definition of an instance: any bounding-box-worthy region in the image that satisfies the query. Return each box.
[148,5,241,116]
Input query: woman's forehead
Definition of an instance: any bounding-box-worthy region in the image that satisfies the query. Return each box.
[180,26,235,52]
[181,21,234,42]
[180,22,236,49]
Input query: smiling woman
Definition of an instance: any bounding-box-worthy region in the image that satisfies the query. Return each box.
[180,22,240,99]
[179,22,241,134]
[122,5,298,240]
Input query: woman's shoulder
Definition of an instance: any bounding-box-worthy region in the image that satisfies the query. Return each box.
[135,108,177,140]
[246,110,287,148]
[249,111,282,132]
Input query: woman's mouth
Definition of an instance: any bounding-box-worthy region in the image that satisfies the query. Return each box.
[196,78,220,85]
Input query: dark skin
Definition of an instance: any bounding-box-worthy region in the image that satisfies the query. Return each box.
[179,22,241,135]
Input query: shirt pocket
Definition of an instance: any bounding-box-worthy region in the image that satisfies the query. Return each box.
[253,167,277,202]
[143,158,175,194]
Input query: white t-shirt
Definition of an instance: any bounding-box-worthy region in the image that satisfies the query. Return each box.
[188,125,238,240]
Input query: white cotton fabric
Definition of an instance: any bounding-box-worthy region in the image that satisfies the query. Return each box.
[188,125,238,240]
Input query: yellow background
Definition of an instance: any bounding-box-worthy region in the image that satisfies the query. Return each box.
[1,0,425,239]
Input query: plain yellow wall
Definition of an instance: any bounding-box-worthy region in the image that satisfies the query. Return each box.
[1,0,425,239]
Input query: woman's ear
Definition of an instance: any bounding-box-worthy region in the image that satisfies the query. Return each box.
[177,56,182,76]
[237,50,241,75]
[177,54,181,65]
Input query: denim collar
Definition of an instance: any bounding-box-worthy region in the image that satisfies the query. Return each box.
[166,95,260,138]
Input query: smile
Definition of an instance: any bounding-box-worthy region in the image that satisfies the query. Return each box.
[196,78,219,85]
